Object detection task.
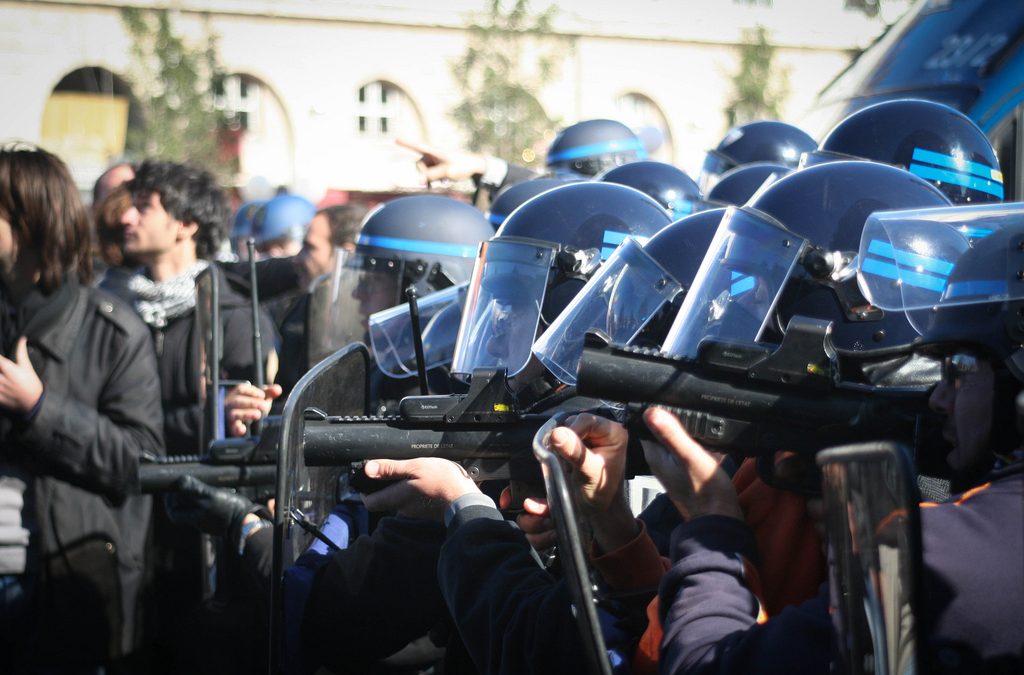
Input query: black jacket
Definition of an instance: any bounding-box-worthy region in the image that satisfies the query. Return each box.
[2,283,164,666]
[153,267,275,455]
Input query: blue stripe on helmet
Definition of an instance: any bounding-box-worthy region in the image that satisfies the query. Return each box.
[958,227,993,239]
[600,231,649,260]
[730,274,755,296]
[909,160,1004,199]
[866,240,955,276]
[909,163,1005,199]
[357,234,478,258]
[603,230,628,247]
[488,211,506,227]
[944,279,1008,299]
[911,148,1001,183]
[547,138,647,163]
[861,257,948,293]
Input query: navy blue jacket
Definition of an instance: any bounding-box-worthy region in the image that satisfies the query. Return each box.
[658,462,1024,675]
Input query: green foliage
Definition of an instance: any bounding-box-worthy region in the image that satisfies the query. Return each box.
[451,0,569,167]
[723,25,789,128]
[120,7,231,175]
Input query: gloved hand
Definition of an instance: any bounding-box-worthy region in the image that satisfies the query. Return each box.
[164,475,258,539]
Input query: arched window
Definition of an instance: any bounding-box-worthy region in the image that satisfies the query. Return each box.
[41,66,141,191]
[615,93,675,164]
[355,81,423,139]
[216,73,294,193]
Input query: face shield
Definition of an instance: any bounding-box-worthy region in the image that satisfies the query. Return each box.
[661,206,807,359]
[532,238,682,385]
[798,148,861,170]
[315,249,406,356]
[451,238,558,381]
[857,202,1024,331]
[368,281,468,378]
[858,202,1024,311]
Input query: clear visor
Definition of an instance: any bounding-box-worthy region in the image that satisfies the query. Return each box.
[312,249,405,358]
[857,202,1024,314]
[798,148,860,170]
[697,150,734,194]
[368,282,469,378]
[451,238,557,380]
[532,238,682,385]
[661,206,807,359]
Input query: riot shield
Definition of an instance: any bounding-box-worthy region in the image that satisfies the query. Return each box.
[194,264,221,453]
[818,442,924,675]
[305,270,336,368]
[306,249,406,369]
[532,415,613,675]
[271,341,370,669]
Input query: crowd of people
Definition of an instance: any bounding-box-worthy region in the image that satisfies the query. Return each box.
[0,96,1021,675]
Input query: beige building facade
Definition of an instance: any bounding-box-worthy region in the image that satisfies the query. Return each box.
[0,0,899,201]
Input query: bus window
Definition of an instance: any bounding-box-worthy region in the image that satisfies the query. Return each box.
[989,104,1023,201]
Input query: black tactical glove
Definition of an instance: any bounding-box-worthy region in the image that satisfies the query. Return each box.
[164,475,259,540]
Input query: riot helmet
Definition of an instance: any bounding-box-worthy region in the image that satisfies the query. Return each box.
[545,119,647,177]
[533,208,724,384]
[451,181,671,381]
[856,202,1024,466]
[662,161,952,360]
[319,195,493,353]
[705,162,791,208]
[487,176,581,229]
[697,120,815,193]
[253,193,315,254]
[598,161,705,220]
[232,200,267,241]
[802,99,1003,205]
[855,202,1024,369]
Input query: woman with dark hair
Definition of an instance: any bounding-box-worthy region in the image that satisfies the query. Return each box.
[0,143,164,673]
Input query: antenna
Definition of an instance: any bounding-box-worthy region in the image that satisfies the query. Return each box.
[406,287,430,395]
[247,238,265,434]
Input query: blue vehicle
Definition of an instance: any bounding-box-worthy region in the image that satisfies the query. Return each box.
[805,0,1024,199]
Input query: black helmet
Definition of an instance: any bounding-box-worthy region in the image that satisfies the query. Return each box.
[697,120,815,193]
[545,119,647,177]
[803,99,1003,205]
[533,208,724,384]
[451,181,671,380]
[661,161,951,359]
[320,195,493,351]
[487,176,581,229]
[598,161,704,220]
[705,162,791,208]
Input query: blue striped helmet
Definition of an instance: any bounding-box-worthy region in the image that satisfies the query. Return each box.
[545,119,646,177]
[802,98,1003,205]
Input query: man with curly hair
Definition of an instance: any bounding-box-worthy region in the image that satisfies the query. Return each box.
[101,160,278,672]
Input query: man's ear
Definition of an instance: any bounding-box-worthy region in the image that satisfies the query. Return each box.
[178,221,199,244]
